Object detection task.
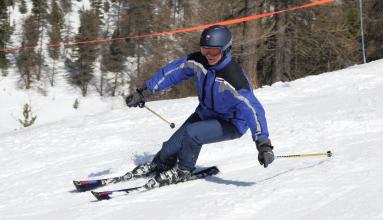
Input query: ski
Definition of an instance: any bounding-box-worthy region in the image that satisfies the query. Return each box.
[91,166,219,201]
[73,170,152,192]
[73,174,131,192]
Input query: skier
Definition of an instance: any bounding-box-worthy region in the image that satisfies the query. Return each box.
[125,25,274,187]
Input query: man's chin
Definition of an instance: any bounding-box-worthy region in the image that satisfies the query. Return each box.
[208,59,219,65]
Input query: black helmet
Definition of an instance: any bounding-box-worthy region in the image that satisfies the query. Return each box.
[200,25,232,52]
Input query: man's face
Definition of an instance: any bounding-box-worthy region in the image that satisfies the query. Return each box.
[201,47,223,65]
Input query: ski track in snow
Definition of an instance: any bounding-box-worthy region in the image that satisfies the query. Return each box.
[1,60,383,219]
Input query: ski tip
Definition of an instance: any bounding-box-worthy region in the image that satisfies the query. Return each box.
[73,180,103,192]
[73,180,85,192]
[211,166,220,174]
[91,191,111,201]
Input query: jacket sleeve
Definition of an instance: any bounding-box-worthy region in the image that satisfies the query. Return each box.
[234,89,269,142]
[146,56,194,93]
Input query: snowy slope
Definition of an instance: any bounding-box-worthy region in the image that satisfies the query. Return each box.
[1,60,383,220]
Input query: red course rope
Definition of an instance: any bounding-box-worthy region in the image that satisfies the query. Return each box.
[0,0,335,53]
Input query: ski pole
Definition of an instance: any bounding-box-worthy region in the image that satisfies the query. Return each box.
[144,105,175,129]
[276,150,332,159]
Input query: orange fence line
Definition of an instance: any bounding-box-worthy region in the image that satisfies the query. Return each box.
[0,0,335,53]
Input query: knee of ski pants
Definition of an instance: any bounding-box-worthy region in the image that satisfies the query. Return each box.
[183,119,243,146]
[183,123,205,146]
[183,120,227,146]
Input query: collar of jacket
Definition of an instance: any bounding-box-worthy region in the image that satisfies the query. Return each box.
[208,53,232,72]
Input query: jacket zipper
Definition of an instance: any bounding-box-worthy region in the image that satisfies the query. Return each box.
[201,74,208,107]
[211,78,215,111]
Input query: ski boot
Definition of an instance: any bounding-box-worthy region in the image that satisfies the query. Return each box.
[130,162,158,178]
[145,165,191,189]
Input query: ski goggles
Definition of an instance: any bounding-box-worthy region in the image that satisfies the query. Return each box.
[200,47,222,57]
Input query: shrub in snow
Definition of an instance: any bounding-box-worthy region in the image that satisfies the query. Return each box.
[18,103,37,127]
[73,98,79,109]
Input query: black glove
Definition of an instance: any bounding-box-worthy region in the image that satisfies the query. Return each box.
[256,138,274,168]
[125,87,149,108]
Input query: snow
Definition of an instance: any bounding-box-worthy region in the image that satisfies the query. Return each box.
[1,59,383,220]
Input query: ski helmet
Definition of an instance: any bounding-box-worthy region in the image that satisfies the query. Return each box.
[200,25,232,53]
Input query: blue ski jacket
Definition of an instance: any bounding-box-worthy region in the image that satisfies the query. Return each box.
[146,52,269,142]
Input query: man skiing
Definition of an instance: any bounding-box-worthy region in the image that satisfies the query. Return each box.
[125,25,274,188]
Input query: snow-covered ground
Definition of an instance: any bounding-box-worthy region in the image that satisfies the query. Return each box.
[1,59,383,220]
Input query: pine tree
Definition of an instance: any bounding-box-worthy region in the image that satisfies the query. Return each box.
[73,98,79,109]
[104,1,110,13]
[100,28,126,96]
[31,0,48,81]
[67,9,100,96]
[91,0,104,19]
[365,0,383,62]
[119,0,158,93]
[31,0,48,15]
[48,0,64,86]
[19,0,28,14]
[17,15,39,89]
[60,0,72,14]
[6,0,15,7]
[0,0,13,73]
[48,0,64,60]
[18,103,37,128]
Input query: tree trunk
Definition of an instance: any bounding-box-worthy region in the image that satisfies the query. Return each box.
[112,72,119,96]
[100,71,104,96]
[50,59,55,86]
[36,3,43,81]
[241,0,264,87]
[273,2,291,83]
